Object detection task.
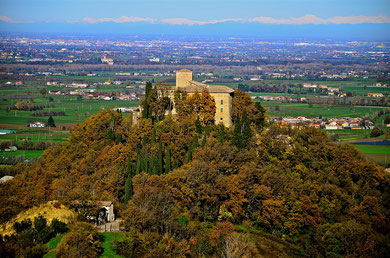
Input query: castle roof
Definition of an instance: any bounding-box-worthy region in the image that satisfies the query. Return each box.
[185,80,234,94]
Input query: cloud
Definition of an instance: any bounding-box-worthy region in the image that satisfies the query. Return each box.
[0,16,13,22]
[161,18,243,26]
[250,14,390,25]
[81,16,156,24]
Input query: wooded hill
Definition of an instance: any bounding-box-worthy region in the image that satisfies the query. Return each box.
[0,87,389,257]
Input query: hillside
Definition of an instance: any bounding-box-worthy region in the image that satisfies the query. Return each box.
[0,201,76,236]
[0,89,389,257]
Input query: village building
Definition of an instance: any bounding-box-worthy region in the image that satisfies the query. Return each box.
[97,201,115,222]
[28,121,46,128]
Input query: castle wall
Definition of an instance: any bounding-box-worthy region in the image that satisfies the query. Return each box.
[212,93,233,127]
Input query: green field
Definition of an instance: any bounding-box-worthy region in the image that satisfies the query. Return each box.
[43,234,64,258]
[353,145,390,154]
[1,150,45,158]
[101,232,124,258]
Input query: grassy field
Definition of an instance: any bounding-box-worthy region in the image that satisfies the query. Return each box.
[44,234,65,258]
[353,145,390,154]
[1,150,45,158]
[101,232,125,258]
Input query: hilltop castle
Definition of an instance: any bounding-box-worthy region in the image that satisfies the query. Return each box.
[135,69,234,127]
[168,69,234,127]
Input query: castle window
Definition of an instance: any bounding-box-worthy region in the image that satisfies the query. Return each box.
[221,100,224,105]
[220,108,223,113]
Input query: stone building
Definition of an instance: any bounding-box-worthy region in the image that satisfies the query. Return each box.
[165,69,234,127]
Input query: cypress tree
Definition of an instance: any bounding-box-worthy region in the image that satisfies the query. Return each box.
[195,116,202,134]
[135,149,141,174]
[192,134,199,149]
[142,81,153,119]
[151,127,156,145]
[233,115,242,148]
[242,110,252,148]
[187,144,193,163]
[149,153,156,175]
[201,133,207,148]
[124,173,133,203]
[142,136,147,147]
[158,141,163,175]
[143,153,149,174]
[124,154,133,203]
[217,125,225,143]
[48,116,56,127]
[165,144,172,174]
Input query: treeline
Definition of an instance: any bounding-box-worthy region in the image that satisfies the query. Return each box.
[7,99,55,111]
[30,111,66,117]
[0,140,56,151]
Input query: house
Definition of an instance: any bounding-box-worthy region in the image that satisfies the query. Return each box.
[97,201,115,222]
[28,121,46,128]
[4,146,17,152]
[367,93,384,97]
[325,125,338,130]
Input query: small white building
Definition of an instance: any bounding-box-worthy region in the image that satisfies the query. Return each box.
[98,201,115,222]
[28,121,46,128]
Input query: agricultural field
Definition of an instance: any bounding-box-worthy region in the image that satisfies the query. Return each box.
[0,80,140,156]
[0,150,44,158]
[261,102,387,119]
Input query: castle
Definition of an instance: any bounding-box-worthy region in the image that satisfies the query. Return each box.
[167,69,234,127]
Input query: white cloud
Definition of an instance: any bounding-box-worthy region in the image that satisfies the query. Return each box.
[161,18,243,25]
[0,16,13,22]
[251,14,390,25]
[81,16,156,24]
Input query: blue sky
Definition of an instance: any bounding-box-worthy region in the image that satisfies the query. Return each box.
[0,0,389,23]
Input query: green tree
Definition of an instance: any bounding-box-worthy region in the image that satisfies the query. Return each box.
[142,82,153,119]
[158,141,163,175]
[202,133,207,148]
[47,116,56,127]
[218,124,225,143]
[165,144,172,173]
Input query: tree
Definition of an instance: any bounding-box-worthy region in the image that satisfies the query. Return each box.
[202,133,207,148]
[125,155,133,203]
[165,144,172,173]
[56,222,102,258]
[232,111,252,149]
[40,87,47,98]
[232,90,266,129]
[176,89,216,126]
[218,124,225,143]
[384,115,390,125]
[195,116,203,134]
[370,126,383,138]
[158,141,163,175]
[141,82,153,119]
[47,116,56,127]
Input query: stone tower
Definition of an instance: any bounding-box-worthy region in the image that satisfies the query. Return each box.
[176,69,193,88]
